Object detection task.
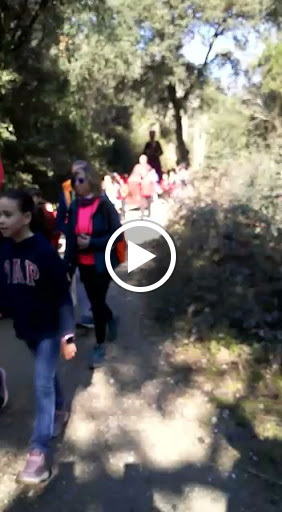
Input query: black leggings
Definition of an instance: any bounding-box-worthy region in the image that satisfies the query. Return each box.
[79,265,113,344]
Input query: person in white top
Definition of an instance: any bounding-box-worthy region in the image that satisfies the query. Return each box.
[102,174,118,208]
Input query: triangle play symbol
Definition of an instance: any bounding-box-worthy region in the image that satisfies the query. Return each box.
[127,241,156,273]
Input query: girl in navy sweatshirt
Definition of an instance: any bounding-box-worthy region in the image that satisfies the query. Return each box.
[0,189,76,485]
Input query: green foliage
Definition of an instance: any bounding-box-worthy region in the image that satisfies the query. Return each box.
[0,68,18,148]
[204,92,249,162]
[0,0,86,191]
[0,0,281,197]
[260,41,282,96]
[115,0,271,161]
[188,71,282,230]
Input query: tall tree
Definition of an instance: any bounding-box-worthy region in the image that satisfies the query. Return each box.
[0,1,85,192]
[56,1,140,168]
[123,0,271,164]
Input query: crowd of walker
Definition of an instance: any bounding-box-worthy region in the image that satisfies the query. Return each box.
[0,131,189,486]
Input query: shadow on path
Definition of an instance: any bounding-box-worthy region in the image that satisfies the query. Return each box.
[3,407,282,512]
[2,308,281,512]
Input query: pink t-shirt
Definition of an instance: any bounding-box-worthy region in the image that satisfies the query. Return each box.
[75,201,99,265]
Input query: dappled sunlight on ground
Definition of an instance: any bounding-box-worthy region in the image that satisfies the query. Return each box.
[0,290,233,511]
[172,485,227,512]
[68,363,214,472]
[0,206,281,510]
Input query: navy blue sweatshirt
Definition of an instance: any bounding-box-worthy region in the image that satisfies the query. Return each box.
[0,233,74,346]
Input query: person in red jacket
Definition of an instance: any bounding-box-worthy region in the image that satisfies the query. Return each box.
[113,173,129,220]
[26,187,60,251]
[138,155,158,218]
[129,155,158,217]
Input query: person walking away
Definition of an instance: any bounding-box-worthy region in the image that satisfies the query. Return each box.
[56,174,74,235]
[102,174,118,208]
[160,173,171,201]
[129,155,152,211]
[119,174,129,221]
[0,189,76,484]
[168,169,178,198]
[64,161,122,368]
[128,161,144,210]
[177,163,189,189]
[113,173,129,221]
[27,186,60,251]
[144,130,163,182]
[56,161,94,329]
[139,157,158,218]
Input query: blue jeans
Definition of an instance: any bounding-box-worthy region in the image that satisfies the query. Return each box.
[30,338,64,453]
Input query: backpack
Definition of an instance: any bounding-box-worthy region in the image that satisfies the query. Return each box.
[101,198,127,265]
[115,234,127,264]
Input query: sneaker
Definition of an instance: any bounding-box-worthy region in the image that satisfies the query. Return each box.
[89,345,106,369]
[16,450,51,485]
[77,315,94,329]
[0,368,8,409]
[52,410,69,438]
[107,316,119,342]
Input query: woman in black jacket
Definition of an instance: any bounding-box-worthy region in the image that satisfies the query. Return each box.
[65,161,122,368]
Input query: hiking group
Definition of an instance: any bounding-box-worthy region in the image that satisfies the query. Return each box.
[0,131,189,486]
[101,131,189,218]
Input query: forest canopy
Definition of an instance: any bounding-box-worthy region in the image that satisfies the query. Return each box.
[0,1,281,200]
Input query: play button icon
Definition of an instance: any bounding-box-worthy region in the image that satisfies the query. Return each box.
[127,241,156,273]
[105,219,177,293]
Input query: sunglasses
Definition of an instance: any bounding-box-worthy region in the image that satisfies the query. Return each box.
[73,176,85,185]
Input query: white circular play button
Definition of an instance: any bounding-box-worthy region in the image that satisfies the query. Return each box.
[105,219,177,293]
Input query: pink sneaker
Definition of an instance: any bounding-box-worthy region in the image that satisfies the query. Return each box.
[17,450,51,485]
[0,368,8,409]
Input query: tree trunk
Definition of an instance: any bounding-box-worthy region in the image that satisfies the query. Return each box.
[167,83,189,165]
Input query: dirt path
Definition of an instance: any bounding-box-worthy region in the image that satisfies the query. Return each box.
[0,204,280,511]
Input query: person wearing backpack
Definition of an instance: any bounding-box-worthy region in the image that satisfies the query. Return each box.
[64,161,123,368]
[26,186,60,251]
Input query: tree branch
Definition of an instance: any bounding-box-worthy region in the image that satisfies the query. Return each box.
[0,1,12,43]
[183,21,226,103]
[203,23,226,68]
[12,0,50,52]
[10,0,29,47]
